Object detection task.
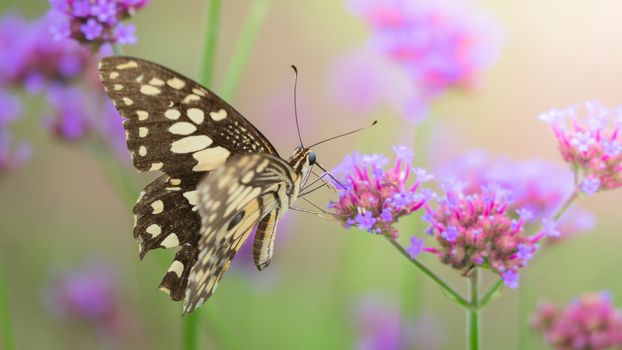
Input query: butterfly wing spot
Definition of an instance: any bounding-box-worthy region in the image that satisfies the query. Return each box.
[182,94,201,104]
[169,122,197,135]
[166,77,186,90]
[150,162,163,171]
[116,60,138,70]
[187,108,205,124]
[138,127,148,137]
[170,136,213,154]
[149,78,165,86]
[114,84,123,91]
[146,224,162,237]
[169,178,182,186]
[140,85,161,95]
[109,71,119,79]
[136,110,149,120]
[164,109,181,120]
[138,146,147,156]
[151,200,164,214]
[209,109,228,121]
[123,97,134,106]
[192,88,207,97]
[160,233,180,248]
[192,146,231,172]
[182,190,199,207]
[241,171,254,184]
[168,261,184,277]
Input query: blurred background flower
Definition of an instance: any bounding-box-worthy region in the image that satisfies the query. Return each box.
[531,292,622,350]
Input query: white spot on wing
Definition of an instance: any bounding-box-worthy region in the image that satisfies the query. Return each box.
[187,108,205,124]
[136,110,149,120]
[123,97,134,105]
[150,162,163,171]
[165,109,181,120]
[149,78,165,86]
[183,190,199,206]
[146,224,161,237]
[182,94,200,104]
[138,146,147,156]
[139,127,148,137]
[170,135,213,153]
[168,122,197,135]
[167,78,185,90]
[116,60,138,70]
[151,200,164,214]
[192,146,231,171]
[161,233,179,248]
[109,72,119,79]
[168,261,184,277]
[140,85,161,95]
[209,109,228,121]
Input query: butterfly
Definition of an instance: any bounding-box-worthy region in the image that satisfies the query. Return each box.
[98,56,324,313]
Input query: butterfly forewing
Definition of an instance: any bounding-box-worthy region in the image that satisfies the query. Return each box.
[98,56,278,175]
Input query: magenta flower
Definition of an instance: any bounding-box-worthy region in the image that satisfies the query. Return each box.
[43,259,122,334]
[0,91,31,175]
[532,292,622,350]
[540,101,622,195]
[423,183,552,288]
[346,0,502,120]
[45,85,93,141]
[47,0,149,46]
[0,14,92,88]
[329,146,431,238]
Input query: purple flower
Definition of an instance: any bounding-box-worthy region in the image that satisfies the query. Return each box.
[532,292,622,349]
[501,270,519,289]
[330,146,428,237]
[345,0,503,121]
[580,177,601,195]
[541,102,622,193]
[43,259,121,333]
[45,86,92,141]
[406,236,424,258]
[113,22,136,45]
[80,18,103,40]
[46,0,149,46]
[425,183,543,285]
[541,218,560,238]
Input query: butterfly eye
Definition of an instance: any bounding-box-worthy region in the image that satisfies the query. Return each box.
[308,152,316,166]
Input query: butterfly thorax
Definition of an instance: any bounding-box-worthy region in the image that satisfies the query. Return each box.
[286,147,315,202]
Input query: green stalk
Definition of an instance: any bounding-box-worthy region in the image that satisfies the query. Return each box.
[478,278,503,308]
[0,261,15,350]
[467,268,480,350]
[199,0,222,87]
[517,280,533,350]
[220,0,272,100]
[385,236,471,309]
[552,188,579,221]
[183,311,200,350]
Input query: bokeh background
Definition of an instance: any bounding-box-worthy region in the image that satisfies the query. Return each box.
[1,0,622,349]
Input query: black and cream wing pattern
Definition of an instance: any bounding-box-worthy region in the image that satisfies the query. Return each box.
[98,56,288,312]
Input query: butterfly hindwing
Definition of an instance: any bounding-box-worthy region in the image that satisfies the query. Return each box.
[133,173,203,258]
[98,56,279,176]
[183,154,291,313]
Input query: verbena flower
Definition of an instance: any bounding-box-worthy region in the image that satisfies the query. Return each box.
[437,150,594,244]
[355,296,445,350]
[540,101,622,195]
[47,0,149,46]
[532,292,622,350]
[423,183,553,288]
[43,260,121,333]
[0,14,91,89]
[329,146,431,238]
[45,85,93,141]
[346,0,502,120]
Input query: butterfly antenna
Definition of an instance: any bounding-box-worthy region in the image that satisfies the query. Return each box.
[308,120,377,148]
[291,65,304,147]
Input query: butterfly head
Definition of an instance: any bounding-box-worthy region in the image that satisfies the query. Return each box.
[288,146,316,182]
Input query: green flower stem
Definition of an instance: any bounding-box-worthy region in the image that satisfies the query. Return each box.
[183,311,200,350]
[201,307,240,350]
[517,280,534,350]
[385,236,471,310]
[552,188,579,221]
[478,278,503,308]
[220,0,272,100]
[199,0,222,87]
[467,268,480,350]
[0,261,15,350]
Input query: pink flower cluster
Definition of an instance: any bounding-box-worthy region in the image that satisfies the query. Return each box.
[48,0,149,46]
[329,146,431,238]
[540,101,622,195]
[346,0,502,120]
[423,183,554,288]
[437,150,595,244]
[532,292,622,350]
